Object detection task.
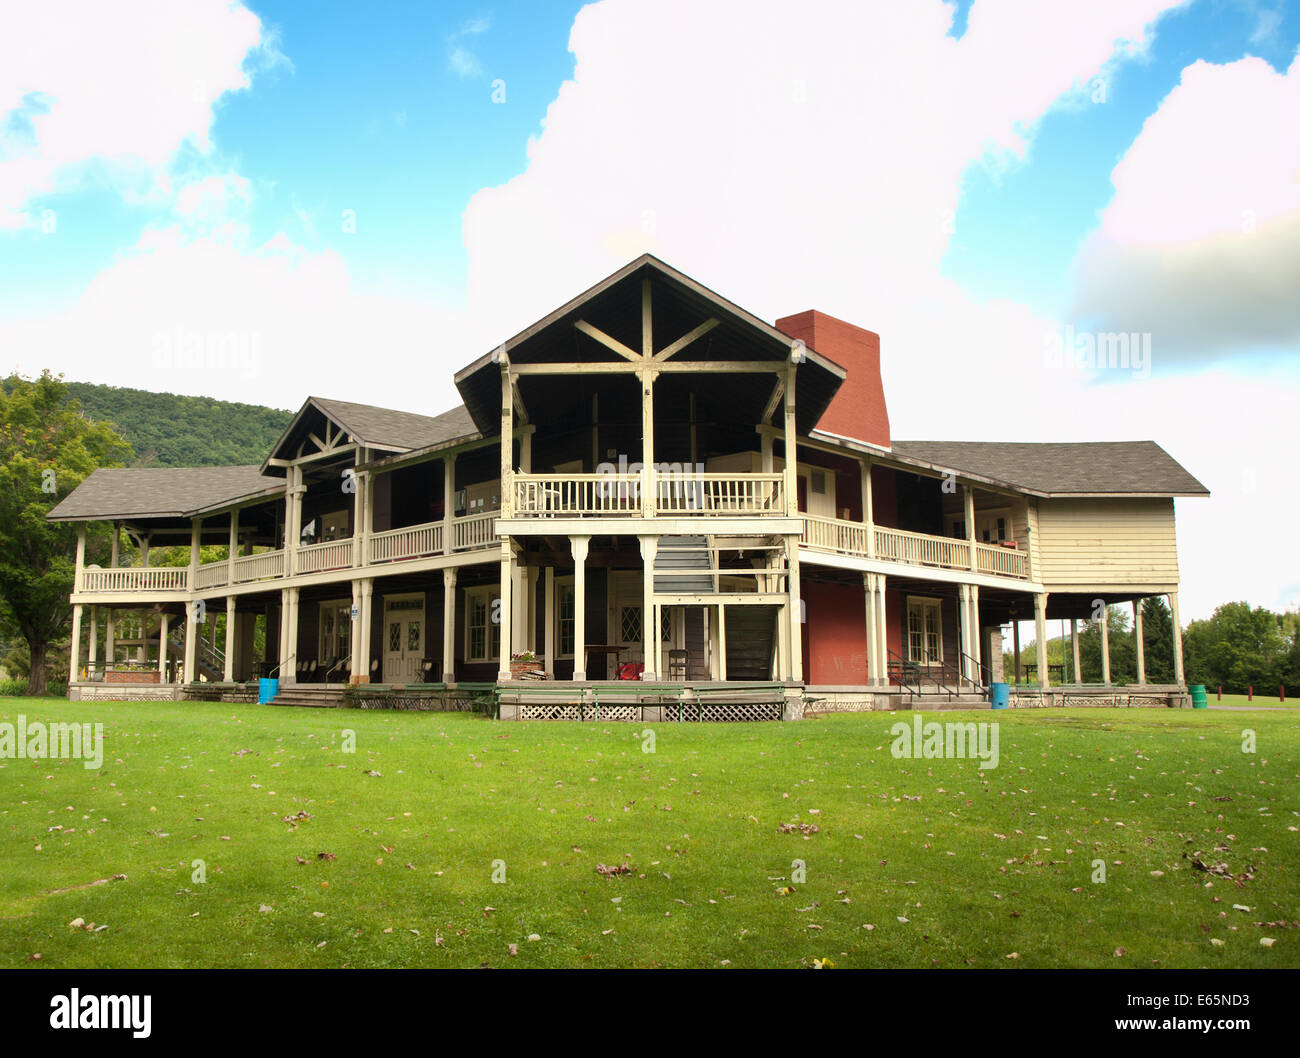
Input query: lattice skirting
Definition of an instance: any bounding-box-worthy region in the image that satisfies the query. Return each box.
[351,693,482,712]
[1009,692,1176,709]
[70,684,182,701]
[804,696,882,715]
[512,700,790,722]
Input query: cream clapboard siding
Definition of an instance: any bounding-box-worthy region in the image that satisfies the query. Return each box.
[1034,497,1179,589]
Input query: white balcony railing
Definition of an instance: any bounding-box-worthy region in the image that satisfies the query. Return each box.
[656,473,785,516]
[369,522,443,563]
[451,511,498,550]
[513,473,641,516]
[231,548,285,584]
[79,567,189,593]
[975,540,1029,579]
[801,513,870,556]
[295,538,356,575]
[801,515,1029,580]
[195,563,230,591]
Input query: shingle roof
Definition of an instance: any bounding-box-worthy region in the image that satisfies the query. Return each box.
[310,398,477,451]
[46,466,281,522]
[889,440,1209,497]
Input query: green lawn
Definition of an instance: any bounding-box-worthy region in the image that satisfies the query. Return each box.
[1,697,1296,968]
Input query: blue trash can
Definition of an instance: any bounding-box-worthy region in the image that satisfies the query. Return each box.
[990,682,1010,709]
[258,677,279,704]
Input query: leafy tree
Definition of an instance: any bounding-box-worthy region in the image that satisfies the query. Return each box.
[1183,602,1290,694]
[0,373,132,694]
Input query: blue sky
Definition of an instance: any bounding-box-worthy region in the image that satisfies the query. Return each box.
[1,0,1298,617]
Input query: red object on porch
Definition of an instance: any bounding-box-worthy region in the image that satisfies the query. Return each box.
[618,662,644,681]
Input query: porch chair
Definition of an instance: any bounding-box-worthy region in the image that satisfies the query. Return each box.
[420,658,441,683]
[667,649,689,681]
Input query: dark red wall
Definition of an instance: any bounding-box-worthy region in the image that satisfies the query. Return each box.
[801,580,868,686]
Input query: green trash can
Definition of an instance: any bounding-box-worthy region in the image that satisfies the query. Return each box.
[1190,684,1207,709]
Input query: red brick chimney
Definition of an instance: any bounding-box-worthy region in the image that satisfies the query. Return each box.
[775,310,890,447]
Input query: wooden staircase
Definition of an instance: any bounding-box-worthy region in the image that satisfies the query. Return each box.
[724,605,780,680]
[268,684,349,708]
[654,535,714,593]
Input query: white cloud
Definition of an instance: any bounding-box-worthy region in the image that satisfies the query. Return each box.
[4,0,1295,620]
[447,15,492,78]
[1070,53,1300,360]
[0,0,275,228]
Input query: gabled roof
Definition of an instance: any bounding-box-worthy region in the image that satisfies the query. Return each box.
[262,397,477,473]
[46,466,281,522]
[453,254,847,436]
[888,440,1210,498]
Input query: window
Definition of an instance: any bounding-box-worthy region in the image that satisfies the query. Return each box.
[556,580,575,658]
[321,509,350,542]
[465,587,501,663]
[907,597,943,665]
[810,468,827,495]
[620,605,642,645]
[318,599,351,664]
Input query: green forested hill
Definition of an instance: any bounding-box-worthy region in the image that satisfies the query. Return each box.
[65,382,293,467]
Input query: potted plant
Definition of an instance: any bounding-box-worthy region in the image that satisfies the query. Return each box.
[509,651,543,677]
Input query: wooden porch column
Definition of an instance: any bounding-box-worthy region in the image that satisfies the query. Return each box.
[224,596,236,681]
[1012,619,1021,685]
[188,517,202,596]
[110,522,120,567]
[183,600,198,686]
[443,455,456,552]
[956,585,969,681]
[441,568,457,685]
[760,431,774,474]
[359,578,374,683]
[640,367,657,518]
[285,466,304,574]
[782,361,798,517]
[639,536,658,680]
[861,460,875,557]
[964,484,976,571]
[970,585,982,682]
[1133,599,1146,685]
[1034,593,1050,690]
[571,537,589,681]
[875,574,888,686]
[1099,604,1111,685]
[499,361,514,518]
[1071,618,1081,685]
[1169,590,1185,685]
[228,508,239,583]
[88,606,99,674]
[863,573,877,686]
[349,580,363,681]
[543,566,555,678]
[105,609,115,667]
[68,604,83,684]
[786,533,803,682]
[640,279,656,517]
[156,612,168,681]
[74,525,86,593]
[351,467,366,568]
[497,541,515,682]
[716,603,728,682]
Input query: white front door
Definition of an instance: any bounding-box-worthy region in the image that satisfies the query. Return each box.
[383,594,426,683]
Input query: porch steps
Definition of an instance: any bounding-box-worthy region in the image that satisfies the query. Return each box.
[268,684,349,709]
[654,535,713,593]
[900,694,991,711]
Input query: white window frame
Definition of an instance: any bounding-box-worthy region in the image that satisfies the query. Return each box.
[906,595,944,666]
[464,585,501,664]
[318,596,352,663]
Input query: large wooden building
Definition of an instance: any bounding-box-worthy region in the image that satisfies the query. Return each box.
[49,255,1208,718]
